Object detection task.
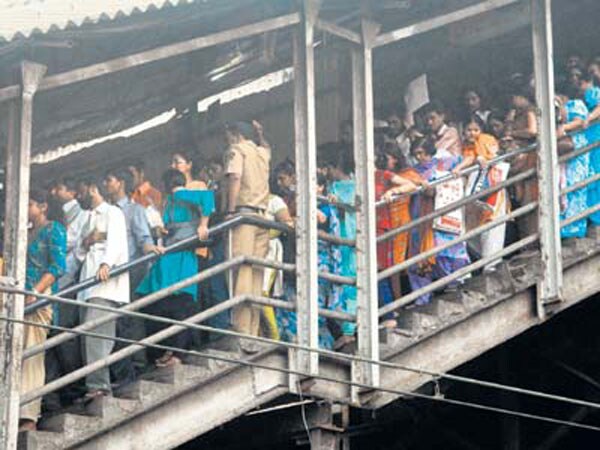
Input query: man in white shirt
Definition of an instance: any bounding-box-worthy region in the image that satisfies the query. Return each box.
[76,178,129,400]
[50,178,90,289]
[45,178,90,411]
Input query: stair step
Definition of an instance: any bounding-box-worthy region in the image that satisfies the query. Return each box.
[379,327,414,349]
[187,349,240,372]
[396,305,441,336]
[461,263,514,303]
[563,237,597,266]
[86,394,141,419]
[17,431,63,450]
[506,249,542,290]
[115,379,173,404]
[40,413,100,441]
[457,290,488,312]
[143,363,211,385]
[435,291,467,319]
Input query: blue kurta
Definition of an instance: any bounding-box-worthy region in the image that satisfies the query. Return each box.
[584,86,600,225]
[26,221,67,294]
[329,179,357,336]
[561,99,590,238]
[26,221,67,323]
[136,189,215,300]
[275,203,342,349]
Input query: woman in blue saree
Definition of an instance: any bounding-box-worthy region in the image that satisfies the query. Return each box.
[556,93,590,238]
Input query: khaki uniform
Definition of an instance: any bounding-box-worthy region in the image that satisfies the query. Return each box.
[225,139,270,336]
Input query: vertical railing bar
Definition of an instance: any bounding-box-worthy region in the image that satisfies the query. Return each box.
[292,0,320,379]
[351,19,381,401]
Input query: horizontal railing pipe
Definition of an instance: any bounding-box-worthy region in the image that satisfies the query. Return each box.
[20,294,251,405]
[17,254,356,360]
[24,213,355,315]
[0,289,355,375]
[378,234,540,318]
[245,294,355,322]
[560,172,600,196]
[378,168,537,243]
[23,215,249,315]
[560,203,600,228]
[377,202,538,281]
[558,140,600,164]
[21,256,246,359]
[375,143,537,208]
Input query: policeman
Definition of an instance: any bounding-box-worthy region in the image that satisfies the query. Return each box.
[222,121,270,338]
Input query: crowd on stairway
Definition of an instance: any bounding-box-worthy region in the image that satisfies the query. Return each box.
[15,53,600,431]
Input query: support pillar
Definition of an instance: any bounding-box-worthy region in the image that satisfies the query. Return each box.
[351,20,380,401]
[531,0,562,318]
[310,429,340,450]
[0,61,46,449]
[293,0,320,377]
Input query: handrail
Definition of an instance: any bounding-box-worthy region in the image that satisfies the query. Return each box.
[23,215,243,315]
[378,234,540,318]
[375,142,537,208]
[19,253,356,360]
[377,167,537,243]
[561,172,600,196]
[377,202,538,281]
[561,202,600,228]
[24,213,354,315]
[22,256,244,359]
[559,140,600,164]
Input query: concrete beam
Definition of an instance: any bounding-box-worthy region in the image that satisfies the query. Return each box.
[370,249,600,409]
[77,352,289,450]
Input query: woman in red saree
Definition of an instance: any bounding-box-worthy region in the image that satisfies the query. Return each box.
[375,148,418,325]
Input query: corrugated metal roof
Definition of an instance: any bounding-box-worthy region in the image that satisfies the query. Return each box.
[0,0,200,41]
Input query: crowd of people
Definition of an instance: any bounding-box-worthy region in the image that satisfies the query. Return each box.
[17,54,600,431]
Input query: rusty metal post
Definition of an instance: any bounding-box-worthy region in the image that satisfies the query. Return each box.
[0,61,46,450]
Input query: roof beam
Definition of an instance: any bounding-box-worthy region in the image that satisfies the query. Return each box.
[315,19,361,45]
[373,0,521,48]
[0,12,300,104]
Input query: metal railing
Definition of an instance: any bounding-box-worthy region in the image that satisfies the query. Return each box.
[4,130,600,417]
[21,215,357,362]
[25,213,355,315]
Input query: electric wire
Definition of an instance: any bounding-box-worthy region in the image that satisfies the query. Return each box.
[5,283,600,414]
[5,316,600,433]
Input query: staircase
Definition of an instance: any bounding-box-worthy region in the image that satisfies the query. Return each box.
[17,234,600,449]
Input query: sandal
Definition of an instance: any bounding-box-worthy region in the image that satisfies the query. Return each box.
[19,419,36,432]
[381,319,398,329]
[155,352,181,368]
[160,355,182,368]
[333,335,356,351]
[75,389,109,404]
[155,351,174,367]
